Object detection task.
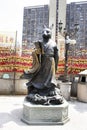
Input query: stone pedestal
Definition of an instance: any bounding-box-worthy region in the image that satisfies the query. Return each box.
[21,99,69,125]
[58,81,71,100]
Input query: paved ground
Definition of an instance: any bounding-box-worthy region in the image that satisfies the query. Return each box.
[0,96,87,130]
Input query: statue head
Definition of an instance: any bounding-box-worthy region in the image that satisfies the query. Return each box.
[42,27,52,40]
[42,25,54,40]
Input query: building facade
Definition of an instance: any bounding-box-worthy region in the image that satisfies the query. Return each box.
[22,0,66,52]
[66,1,87,49]
[22,5,49,51]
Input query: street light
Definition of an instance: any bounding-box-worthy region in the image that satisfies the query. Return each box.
[58,20,63,33]
[58,21,79,82]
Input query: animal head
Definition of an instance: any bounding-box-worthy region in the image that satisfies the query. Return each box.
[42,24,54,39]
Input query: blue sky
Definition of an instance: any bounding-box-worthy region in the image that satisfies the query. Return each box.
[0,0,85,43]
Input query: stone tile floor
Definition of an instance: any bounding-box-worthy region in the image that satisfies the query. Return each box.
[0,96,87,130]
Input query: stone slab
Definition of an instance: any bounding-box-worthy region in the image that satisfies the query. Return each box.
[21,99,69,125]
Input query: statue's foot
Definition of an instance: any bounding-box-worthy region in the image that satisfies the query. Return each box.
[26,92,64,105]
[26,93,48,105]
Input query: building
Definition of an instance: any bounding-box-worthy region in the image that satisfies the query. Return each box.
[22,0,66,51]
[66,1,87,50]
[49,0,66,42]
[22,5,49,51]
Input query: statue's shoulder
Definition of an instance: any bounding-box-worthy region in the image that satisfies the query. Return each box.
[34,40,42,49]
[34,40,43,54]
[49,39,57,47]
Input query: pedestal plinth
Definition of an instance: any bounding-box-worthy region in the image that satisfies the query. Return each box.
[58,81,71,101]
[21,99,69,125]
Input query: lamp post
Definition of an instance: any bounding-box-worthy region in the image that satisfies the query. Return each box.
[64,33,70,81]
[58,21,79,82]
[58,20,63,33]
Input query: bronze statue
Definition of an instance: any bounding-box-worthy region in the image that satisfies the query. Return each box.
[24,26,64,105]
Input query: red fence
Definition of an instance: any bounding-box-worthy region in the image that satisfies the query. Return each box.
[0,46,87,75]
[57,56,87,75]
[0,55,87,75]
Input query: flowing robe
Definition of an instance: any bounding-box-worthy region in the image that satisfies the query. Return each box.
[26,39,59,91]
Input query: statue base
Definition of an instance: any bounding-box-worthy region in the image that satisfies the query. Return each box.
[21,98,69,125]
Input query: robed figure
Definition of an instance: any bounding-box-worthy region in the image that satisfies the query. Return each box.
[23,27,64,105]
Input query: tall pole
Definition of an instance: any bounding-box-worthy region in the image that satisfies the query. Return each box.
[64,36,69,81]
[13,31,17,94]
[58,21,79,82]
